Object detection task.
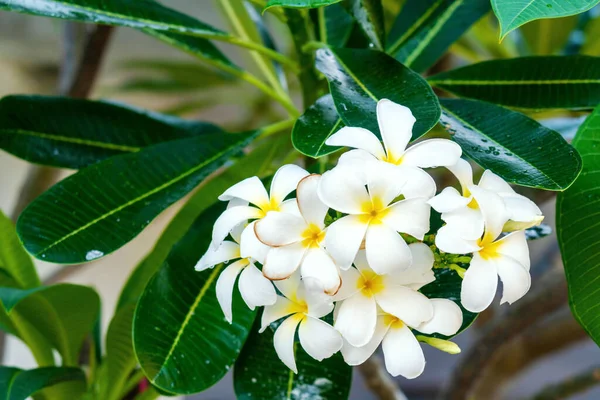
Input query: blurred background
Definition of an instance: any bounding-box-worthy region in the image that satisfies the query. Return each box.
[1,1,599,399]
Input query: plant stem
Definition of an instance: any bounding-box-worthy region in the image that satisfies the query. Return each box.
[357,355,408,400]
[259,118,296,138]
[528,366,600,400]
[222,35,300,72]
[119,369,146,399]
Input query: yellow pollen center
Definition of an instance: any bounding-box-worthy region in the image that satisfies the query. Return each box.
[257,197,280,218]
[383,314,405,329]
[357,270,385,297]
[359,197,390,224]
[477,236,502,260]
[301,224,325,248]
[287,300,308,316]
[382,151,404,165]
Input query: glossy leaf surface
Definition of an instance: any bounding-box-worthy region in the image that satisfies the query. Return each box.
[265,0,341,10]
[342,0,385,49]
[440,99,581,190]
[292,94,343,158]
[0,366,85,400]
[318,3,354,47]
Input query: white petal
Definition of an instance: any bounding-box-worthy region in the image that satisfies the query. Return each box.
[497,255,531,305]
[216,259,248,323]
[227,198,249,209]
[229,220,246,244]
[219,176,269,206]
[494,230,530,270]
[238,263,277,310]
[416,299,463,336]
[377,99,414,159]
[442,207,485,241]
[376,286,434,327]
[446,158,474,189]
[212,206,263,247]
[333,267,363,301]
[324,215,369,270]
[401,139,462,168]
[396,165,437,199]
[382,324,425,379]
[435,225,481,254]
[304,287,335,319]
[299,316,343,361]
[337,149,376,182]
[269,164,309,205]
[260,295,297,332]
[273,270,301,301]
[461,252,498,313]
[273,314,303,373]
[387,243,435,288]
[297,175,329,228]
[428,187,470,213]
[325,126,386,159]
[479,169,514,193]
[365,223,412,274]
[381,198,431,240]
[262,242,306,280]
[341,316,388,365]
[301,248,341,295]
[280,198,301,216]
[502,193,543,225]
[195,241,240,271]
[469,185,509,243]
[318,166,370,214]
[353,250,370,272]
[255,212,306,247]
[240,222,270,264]
[365,160,406,207]
[334,293,377,347]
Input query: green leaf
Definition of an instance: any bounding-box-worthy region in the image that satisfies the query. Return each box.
[0,366,85,400]
[0,284,100,366]
[318,3,354,47]
[557,104,600,347]
[582,16,600,56]
[520,16,579,55]
[342,0,386,49]
[265,0,342,10]
[387,0,490,73]
[0,0,228,39]
[0,210,39,289]
[428,56,600,110]
[315,47,440,140]
[292,94,343,158]
[491,0,599,40]
[16,130,258,264]
[116,134,289,311]
[234,319,352,400]
[0,95,223,169]
[133,202,256,394]
[440,99,582,190]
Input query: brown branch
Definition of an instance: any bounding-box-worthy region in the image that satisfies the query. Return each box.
[527,365,600,400]
[358,355,408,400]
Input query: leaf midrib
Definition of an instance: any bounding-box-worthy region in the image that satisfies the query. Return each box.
[387,0,444,55]
[430,78,600,85]
[1,129,141,152]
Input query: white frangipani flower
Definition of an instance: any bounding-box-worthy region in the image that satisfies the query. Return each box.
[333,245,436,347]
[435,186,532,313]
[318,160,433,274]
[326,99,462,171]
[211,164,309,252]
[340,299,462,379]
[261,273,342,373]
[195,224,276,323]
[255,175,341,295]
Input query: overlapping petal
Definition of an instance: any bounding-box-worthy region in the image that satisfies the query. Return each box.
[461,253,498,313]
[381,323,425,379]
[375,286,433,328]
[365,223,412,274]
[377,99,414,159]
[401,139,462,168]
[216,259,249,323]
[269,164,309,205]
[273,314,303,373]
[325,126,386,159]
[334,293,377,347]
[238,263,276,310]
[298,316,343,361]
[416,299,463,336]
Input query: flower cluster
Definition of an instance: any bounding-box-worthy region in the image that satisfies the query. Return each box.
[196,99,544,378]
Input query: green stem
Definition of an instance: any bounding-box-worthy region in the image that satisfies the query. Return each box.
[259,118,296,138]
[222,36,300,73]
[528,366,600,400]
[119,369,146,400]
[10,311,55,367]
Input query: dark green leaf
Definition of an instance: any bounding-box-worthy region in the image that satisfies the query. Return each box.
[0,95,222,169]
[133,203,256,394]
[520,16,579,55]
[234,319,352,400]
[387,0,490,73]
[0,366,85,400]
[0,0,227,38]
[0,210,38,289]
[491,0,599,39]
[292,94,343,158]
[318,3,354,47]
[16,130,258,264]
[557,104,600,347]
[116,134,289,311]
[315,47,440,140]
[440,99,582,190]
[265,0,342,10]
[428,56,600,110]
[342,0,386,49]
[525,223,552,240]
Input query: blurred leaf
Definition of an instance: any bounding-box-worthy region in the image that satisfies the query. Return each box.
[0,366,85,400]
[0,95,222,169]
[0,284,100,366]
[234,319,352,400]
[315,47,440,140]
[265,0,342,10]
[491,0,599,40]
[557,104,600,347]
[0,0,228,38]
[318,3,354,47]
[520,16,579,55]
[0,211,38,289]
[387,0,491,72]
[440,98,582,190]
[133,203,256,394]
[342,0,386,49]
[581,17,600,56]
[292,94,343,158]
[429,56,600,109]
[17,130,258,264]
[525,223,552,240]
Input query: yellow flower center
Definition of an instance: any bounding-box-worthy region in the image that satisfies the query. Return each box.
[359,197,390,224]
[382,151,404,165]
[462,187,479,209]
[301,224,325,248]
[257,197,281,218]
[286,299,308,316]
[477,236,502,260]
[357,270,385,297]
[383,314,405,329]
